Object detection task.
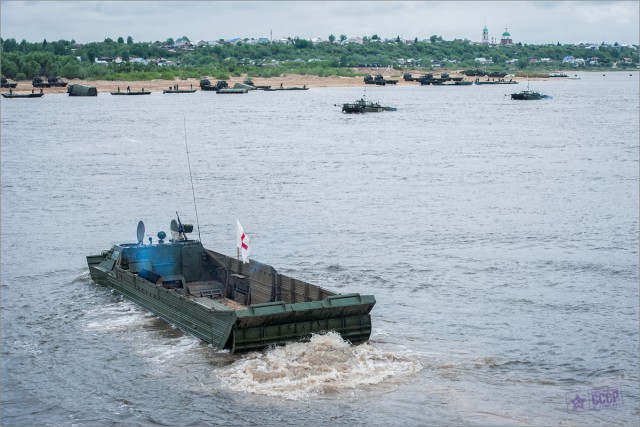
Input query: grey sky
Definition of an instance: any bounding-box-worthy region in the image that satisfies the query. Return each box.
[1,1,638,45]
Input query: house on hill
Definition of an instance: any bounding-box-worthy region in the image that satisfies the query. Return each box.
[475,57,493,64]
[130,57,149,65]
[95,56,112,65]
[175,40,193,50]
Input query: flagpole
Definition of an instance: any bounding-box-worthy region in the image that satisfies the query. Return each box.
[183,117,201,242]
[236,219,240,262]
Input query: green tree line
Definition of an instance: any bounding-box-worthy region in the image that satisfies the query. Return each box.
[1,36,637,81]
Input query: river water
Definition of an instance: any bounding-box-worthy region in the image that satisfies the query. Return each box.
[1,72,638,426]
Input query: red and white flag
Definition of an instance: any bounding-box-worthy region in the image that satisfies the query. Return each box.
[236,219,250,263]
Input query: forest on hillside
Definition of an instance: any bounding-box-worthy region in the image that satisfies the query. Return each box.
[1,36,638,82]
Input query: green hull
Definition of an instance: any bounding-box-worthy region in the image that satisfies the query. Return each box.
[264,87,309,91]
[110,91,151,95]
[1,92,43,98]
[217,88,248,94]
[474,81,518,85]
[163,90,197,94]
[343,105,383,113]
[511,90,547,100]
[341,98,396,113]
[87,237,374,353]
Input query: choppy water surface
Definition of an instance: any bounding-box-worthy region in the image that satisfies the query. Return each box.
[1,72,638,426]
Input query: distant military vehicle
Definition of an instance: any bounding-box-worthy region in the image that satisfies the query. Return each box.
[243,79,271,90]
[461,69,487,77]
[47,76,68,87]
[32,76,52,88]
[363,74,385,86]
[1,77,18,88]
[200,79,229,91]
[403,73,421,82]
[374,75,398,85]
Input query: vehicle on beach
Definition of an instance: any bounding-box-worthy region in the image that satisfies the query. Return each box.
[32,76,68,88]
[403,73,421,82]
[200,79,228,92]
[87,215,376,353]
[198,79,249,93]
[418,73,458,85]
[374,74,398,85]
[461,69,487,76]
[47,76,68,87]
[1,77,18,88]
[32,76,52,88]
[363,74,386,86]
[243,80,272,90]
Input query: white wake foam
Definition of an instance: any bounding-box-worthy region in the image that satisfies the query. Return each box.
[84,301,152,331]
[218,331,423,400]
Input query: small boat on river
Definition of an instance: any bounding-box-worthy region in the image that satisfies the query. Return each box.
[163,84,197,94]
[1,91,44,98]
[510,82,550,100]
[111,88,151,95]
[339,97,397,113]
[163,89,197,94]
[217,88,248,94]
[87,215,375,353]
[474,80,518,85]
[264,84,309,91]
[510,90,550,100]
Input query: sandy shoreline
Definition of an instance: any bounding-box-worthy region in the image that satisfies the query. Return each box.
[3,70,550,94]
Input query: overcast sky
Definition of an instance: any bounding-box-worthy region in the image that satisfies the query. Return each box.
[1,1,638,46]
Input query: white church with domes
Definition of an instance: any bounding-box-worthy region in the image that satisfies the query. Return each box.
[500,28,513,45]
[480,25,514,46]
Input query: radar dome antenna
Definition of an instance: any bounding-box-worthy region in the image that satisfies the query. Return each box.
[137,221,145,245]
[171,212,194,241]
[170,218,181,241]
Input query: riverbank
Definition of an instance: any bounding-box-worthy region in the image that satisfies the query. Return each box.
[2,69,551,94]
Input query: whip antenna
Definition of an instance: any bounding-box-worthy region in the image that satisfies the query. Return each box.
[183,117,202,242]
